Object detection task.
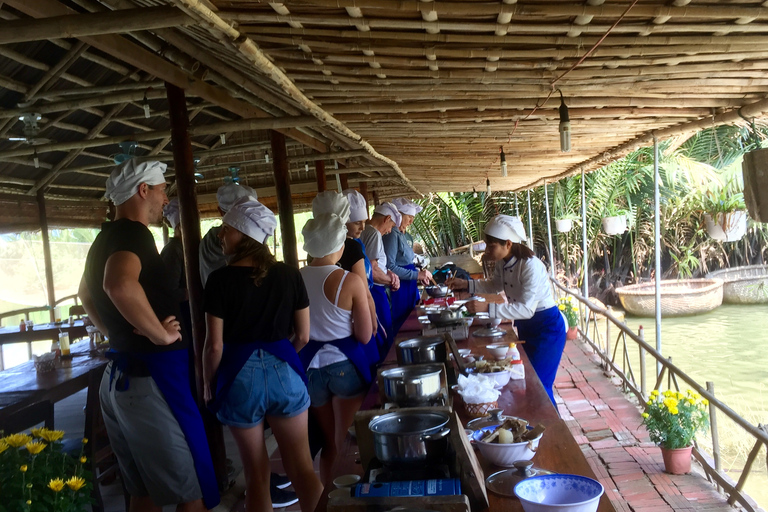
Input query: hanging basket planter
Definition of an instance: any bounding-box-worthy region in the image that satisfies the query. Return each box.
[555,218,573,233]
[601,214,627,236]
[704,211,747,242]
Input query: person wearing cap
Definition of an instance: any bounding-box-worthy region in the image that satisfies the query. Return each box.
[78,160,219,511]
[359,202,401,356]
[199,183,257,287]
[161,198,187,304]
[446,214,566,407]
[203,197,323,512]
[383,197,433,334]
[298,212,373,483]
[314,191,379,370]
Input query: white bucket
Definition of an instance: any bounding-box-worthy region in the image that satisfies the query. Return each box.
[555,219,573,233]
[601,215,627,235]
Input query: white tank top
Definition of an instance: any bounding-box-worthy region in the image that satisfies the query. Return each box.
[299,265,355,368]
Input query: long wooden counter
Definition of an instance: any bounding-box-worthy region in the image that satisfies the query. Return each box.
[315,313,615,512]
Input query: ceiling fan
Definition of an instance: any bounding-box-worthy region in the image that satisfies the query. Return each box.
[2,114,54,145]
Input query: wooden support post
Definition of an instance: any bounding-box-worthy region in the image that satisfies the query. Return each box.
[373,190,380,206]
[36,191,56,323]
[359,181,370,218]
[339,173,349,190]
[270,130,299,268]
[165,82,227,490]
[315,159,326,192]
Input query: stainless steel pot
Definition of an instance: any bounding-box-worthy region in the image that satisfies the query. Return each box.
[369,410,451,466]
[427,309,464,327]
[380,364,444,405]
[397,336,447,364]
[425,285,450,298]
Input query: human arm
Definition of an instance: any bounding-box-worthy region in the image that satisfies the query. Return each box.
[344,273,373,344]
[78,276,109,335]
[203,313,224,403]
[292,307,310,351]
[350,258,378,335]
[103,251,181,346]
[488,260,541,320]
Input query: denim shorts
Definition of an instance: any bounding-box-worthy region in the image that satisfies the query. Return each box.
[307,360,366,407]
[216,350,310,428]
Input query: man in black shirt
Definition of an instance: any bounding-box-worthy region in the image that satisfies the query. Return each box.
[79,160,218,511]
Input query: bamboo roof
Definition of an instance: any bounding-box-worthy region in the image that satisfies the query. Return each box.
[2,0,768,231]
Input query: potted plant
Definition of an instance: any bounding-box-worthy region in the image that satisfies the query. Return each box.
[601,204,630,236]
[0,428,92,511]
[557,297,580,340]
[642,389,710,474]
[554,182,578,233]
[702,183,747,242]
[555,213,578,233]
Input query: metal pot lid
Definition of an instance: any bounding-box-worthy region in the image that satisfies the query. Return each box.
[380,365,443,380]
[465,409,521,430]
[485,462,555,497]
[369,411,450,435]
[398,336,445,349]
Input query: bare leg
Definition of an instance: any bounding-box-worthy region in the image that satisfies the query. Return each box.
[310,402,337,484]
[331,393,365,456]
[177,499,207,512]
[268,411,323,512]
[230,423,271,512]
[130,495,162,512]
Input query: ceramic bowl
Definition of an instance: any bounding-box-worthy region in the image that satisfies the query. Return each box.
[458,348,472,357]
[483,369,511,388]
[471,425,542,467]
[514,474,604,512]
[486,344,509,360]
[333,474,361,488]
[328,488,351,499]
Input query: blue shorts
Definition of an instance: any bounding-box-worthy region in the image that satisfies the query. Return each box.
[307,360,366,407]
[216,350,310,428]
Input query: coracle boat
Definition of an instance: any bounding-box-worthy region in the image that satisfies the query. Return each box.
[706,265,768,304]
[616,279,724,317]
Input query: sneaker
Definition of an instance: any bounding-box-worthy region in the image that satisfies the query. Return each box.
[270,486,299,508]
[271,472,291,490]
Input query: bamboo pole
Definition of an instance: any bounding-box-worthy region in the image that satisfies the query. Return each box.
[36,191,57,323]
[270,130,299,267]
[653,135,663,377]
[315,159,326,192]
[543,182,555,278]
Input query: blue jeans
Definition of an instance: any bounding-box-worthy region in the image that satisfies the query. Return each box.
[216,349,310,428]
[307,360,366,407]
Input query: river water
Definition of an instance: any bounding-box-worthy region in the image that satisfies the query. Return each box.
[615,304,768,508]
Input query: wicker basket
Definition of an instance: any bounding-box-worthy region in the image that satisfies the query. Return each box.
[464,401,499,419]
[33,354,57,374]
[707,265,768,304]
[615,279,723,317]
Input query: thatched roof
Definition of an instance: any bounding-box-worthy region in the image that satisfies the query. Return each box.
[2,0,768,231]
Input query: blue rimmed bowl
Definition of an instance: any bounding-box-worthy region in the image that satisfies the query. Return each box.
[514,474,604,512]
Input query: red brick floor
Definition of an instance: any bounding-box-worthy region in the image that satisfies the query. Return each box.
[555,337,743,512]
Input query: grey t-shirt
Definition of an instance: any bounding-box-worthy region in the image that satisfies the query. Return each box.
[199,225,227,287]
[360,224,387,274]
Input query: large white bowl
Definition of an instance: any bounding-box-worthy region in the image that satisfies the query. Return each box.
[514,474,604,512]
[483,369,511,388]
[471,426,541,467]
[486,344,509,360]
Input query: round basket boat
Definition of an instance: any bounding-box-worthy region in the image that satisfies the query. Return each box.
[706,265,768,304]
[616,279,724,317]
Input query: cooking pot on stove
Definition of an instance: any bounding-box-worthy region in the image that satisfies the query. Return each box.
[425,285,450,298]
[426,309,464,327]
[397,336,447,364]
[380,364,444,405]
[369,410,451,466]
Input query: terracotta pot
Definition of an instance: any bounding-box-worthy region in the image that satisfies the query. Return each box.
[661,445,692,474]
[566,326,578,340]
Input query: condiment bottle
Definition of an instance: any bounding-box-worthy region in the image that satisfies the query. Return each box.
[51,339,61,358]
[59,331,71,357]
[19,318,26,332]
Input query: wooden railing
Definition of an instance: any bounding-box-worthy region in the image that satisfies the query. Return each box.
[550,278,767,512]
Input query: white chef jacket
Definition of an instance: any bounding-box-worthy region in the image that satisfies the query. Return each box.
[468,256,556,320]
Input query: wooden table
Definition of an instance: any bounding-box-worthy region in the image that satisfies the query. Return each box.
[0,340,108,424]
[0,320,88,346]
[316,311,615,512]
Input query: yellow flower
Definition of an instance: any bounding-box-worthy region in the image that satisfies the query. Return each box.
[27,483,33,488]
[30,427,45,438]
[65,476,87,492]
[702,398,709,406]
[26,500,31,506]
[4,433,32,448]
[25,441,47,455]
[663,390,673,397]
[663,398,677,409]
[687,399,695,406]
[48,478,64,492]
[642,412,649,418]
[650,390,659,397]
[38,429,64,443]
[0,440,8,454]
[80,456,87,464]
[558,304,566,311]
[20,465,28,473]
[669,407,679,415]
[82,438,88,445]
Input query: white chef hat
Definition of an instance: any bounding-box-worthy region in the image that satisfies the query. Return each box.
[484,214,527,243]
[163,198,181,230]
[217,183,257,213]
[312,191,350,224]
[374,202,402,227]
[302,213,347,258]
[342,189,368,222]
[105,160,167,206]
[222,196,276,244]
[393,197,423,217]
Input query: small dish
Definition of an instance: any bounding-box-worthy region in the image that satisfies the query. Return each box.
[333,474,361,488]
[486,344,509,360]
[458,348,472,357]
[328,488,351,499]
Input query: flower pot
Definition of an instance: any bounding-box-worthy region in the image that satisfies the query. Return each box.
[601,214,627,235]
[660,445,693,474]
[555,218,573,233]
[705,211,747,242]
[566,326,578,340]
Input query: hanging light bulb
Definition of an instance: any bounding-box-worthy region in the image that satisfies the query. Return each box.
[305,161,309,173]
[499,146,507,177]
[33,150,39,169]
[486,178,491,195]
[264,151,270,163]
[142,91,151,118]
[220,133,226,145]
[558,90,571,152]
[473,187,478,198]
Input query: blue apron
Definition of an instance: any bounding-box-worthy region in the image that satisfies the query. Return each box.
[299,335,373,385]
[208,338,306,415]
[370,285,393,360]
[390,263,419,336]
[352,238,374,287]
[514,306,567,408]
[107,349,220,510]
[351,238,381,370]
